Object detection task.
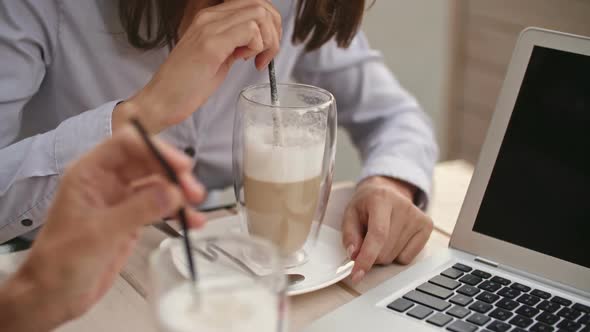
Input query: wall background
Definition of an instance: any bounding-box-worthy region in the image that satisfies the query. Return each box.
[447,0,590,163]
[334,0,453,181]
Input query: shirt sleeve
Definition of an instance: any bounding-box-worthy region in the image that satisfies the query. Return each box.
[0,1,118,242]
[293,32,439,208]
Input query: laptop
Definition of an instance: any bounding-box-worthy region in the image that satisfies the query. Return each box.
[304,28,590,332]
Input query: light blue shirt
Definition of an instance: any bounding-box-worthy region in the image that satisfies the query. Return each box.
[0,0,438,243]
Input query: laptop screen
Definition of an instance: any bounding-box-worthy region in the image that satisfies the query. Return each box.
[472,46,590,269]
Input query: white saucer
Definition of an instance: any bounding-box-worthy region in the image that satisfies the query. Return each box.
[160,215,354,296]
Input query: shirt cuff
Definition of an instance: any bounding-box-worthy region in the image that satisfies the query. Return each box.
[359,155,432,210]
[54,101,119,175]
[0,181,57,244]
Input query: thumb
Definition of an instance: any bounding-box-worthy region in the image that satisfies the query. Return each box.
[108,181,184,231]
[342,206,364,260]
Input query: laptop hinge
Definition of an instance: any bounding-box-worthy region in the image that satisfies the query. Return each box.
[475,256,499,268]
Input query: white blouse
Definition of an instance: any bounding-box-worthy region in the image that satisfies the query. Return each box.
[0,0,438,242]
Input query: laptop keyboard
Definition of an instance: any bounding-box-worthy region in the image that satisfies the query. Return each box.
[386,263,590,332]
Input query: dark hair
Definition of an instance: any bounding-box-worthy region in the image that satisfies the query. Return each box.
[118,0,367,52]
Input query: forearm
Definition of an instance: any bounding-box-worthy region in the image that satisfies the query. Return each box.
[342,82,438,206]
[334,60,438,204]
[0,271,65,332]
[0,101,120,241]
[355,116,438,209]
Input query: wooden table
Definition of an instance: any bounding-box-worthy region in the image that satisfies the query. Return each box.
[2,160,474,332]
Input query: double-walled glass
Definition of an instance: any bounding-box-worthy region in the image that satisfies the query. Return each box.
[233,83,337,267]
[150,233,287,332]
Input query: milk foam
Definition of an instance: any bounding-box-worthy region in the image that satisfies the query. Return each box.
[244,125,325,183]
[158,281,278,332]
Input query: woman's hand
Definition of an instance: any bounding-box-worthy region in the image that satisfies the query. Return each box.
[1,125,206,331]
[114,0,282,133]
[342,176,433,283]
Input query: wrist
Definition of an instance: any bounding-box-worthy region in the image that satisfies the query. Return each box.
[112,100,137,132]
[0,269,66,331]
[360,176,417,202]
[113,93,167,134]
[112,98,161,134]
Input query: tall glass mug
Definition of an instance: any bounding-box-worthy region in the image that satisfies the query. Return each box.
[150,233,287,332]
[233,83,337,267]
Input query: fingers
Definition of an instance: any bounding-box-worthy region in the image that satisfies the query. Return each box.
[386,205,428,262]
[178,172,206,204]
[213,6,276,66]
[254,22,279,70]
[351,202,392,283]
[212,0,282,35]
[124,127,195,184]
[98,125,205,201]
[341,206,363,260]
[375,209,406,264]
[132,173,206,207]
[342,180,434,283]
[151,137,194,175]
[200,9,263,61]
[79,125,193,185]
[396,217,433,265]
[254,7,280,69]
[106,177,185,231]
[215,6,279,68]
[195,0,280,69]
[258,10,280,69]
[184,208,207,229]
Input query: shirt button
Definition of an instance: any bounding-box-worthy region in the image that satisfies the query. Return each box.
[184,146,196,157]
[21,219,33,227]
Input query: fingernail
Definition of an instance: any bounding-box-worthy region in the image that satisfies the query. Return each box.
[351,270,365,283]
[346,245,355,259]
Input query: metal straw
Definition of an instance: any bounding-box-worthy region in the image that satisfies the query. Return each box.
[130,119,199,287]
[268,60,284,145]
[268,60,279,104]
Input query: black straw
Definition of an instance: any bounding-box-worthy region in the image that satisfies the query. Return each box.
[268,60,279,104]
[130,118,198,285]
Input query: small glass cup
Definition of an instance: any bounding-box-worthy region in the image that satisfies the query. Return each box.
[150,233,287,332]
[233,83,337,268]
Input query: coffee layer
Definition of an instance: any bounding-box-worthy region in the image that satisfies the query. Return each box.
[244,175,322,255]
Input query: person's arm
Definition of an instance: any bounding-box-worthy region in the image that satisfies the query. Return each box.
[0,126,206,331]
[293,33,438,206]
[294,32,438,279]
[0,270,65,332]
[0,0,283,242]
[0,1,122,242]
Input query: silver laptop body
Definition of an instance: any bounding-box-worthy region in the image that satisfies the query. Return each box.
[304,28,590,332]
